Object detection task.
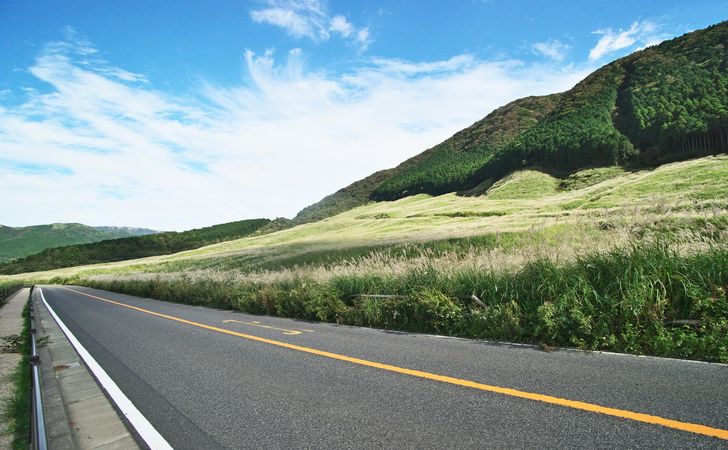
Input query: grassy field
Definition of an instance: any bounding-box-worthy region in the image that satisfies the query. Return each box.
[1,156,726,362]
[0,155,724,281]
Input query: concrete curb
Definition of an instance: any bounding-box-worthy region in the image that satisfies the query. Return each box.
[37,335,75,449]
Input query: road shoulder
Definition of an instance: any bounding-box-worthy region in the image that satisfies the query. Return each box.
[33,289,141,450]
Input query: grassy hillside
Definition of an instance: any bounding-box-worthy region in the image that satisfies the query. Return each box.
[0,219,270,274]
[292,168,396,224]
[4,156,725,362]
[0,223,157,263]
[0,155,723,280]
[298,21,727,220]
[167,155,728,265]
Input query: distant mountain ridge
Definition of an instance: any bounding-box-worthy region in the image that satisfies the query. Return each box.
[94,226,159,235]
[295,20,728,222]
[0,218,270,274]
[0,223,158,263]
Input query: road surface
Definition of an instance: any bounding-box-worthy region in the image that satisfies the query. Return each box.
[40,285,728,449]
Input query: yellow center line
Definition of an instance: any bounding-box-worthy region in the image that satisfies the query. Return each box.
[222,319,303,335]
[60,286,728,441]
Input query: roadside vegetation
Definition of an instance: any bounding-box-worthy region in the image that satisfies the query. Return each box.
[78,235,728,363]
[32,206,726,363]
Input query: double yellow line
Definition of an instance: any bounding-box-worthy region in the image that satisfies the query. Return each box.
[60,287,728,441]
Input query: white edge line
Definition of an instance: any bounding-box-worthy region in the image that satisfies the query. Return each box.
[39,287,173,450]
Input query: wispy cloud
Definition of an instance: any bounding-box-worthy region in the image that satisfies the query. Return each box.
[0,159,73,176]
[532,39,570,61]
[0,34,589,230]
[588,20,666,61]
[367,55,476,75]
[355,27,371,50]
[250,0,372,50]
[55,26,148,83]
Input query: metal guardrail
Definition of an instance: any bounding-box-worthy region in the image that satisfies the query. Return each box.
[28,286,48,450]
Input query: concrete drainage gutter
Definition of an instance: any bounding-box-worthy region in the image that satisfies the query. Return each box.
[31,289,141,450]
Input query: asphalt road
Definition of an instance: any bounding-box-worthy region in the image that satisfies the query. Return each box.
[40,285,728,449]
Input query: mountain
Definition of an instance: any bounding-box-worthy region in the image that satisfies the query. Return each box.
[0,223,158,263]
[0,218,271,274]
[292,94,562,223]
[93,226,159,236]
[297,21,728,221]
[293,168,397,224]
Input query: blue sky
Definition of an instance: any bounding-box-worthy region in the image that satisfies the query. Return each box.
[0,1,725,230]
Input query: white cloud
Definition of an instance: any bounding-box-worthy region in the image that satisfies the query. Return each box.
[0,36,590,230]
[250,0,371,50]
[329,15,354,37]
[532,39,570,61]
[589,20,665,61]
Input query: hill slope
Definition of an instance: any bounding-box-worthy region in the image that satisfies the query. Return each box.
[1,155,725,280]
[0,223,157,262]
[294,94,562,223]
[298,21,727,220]
[0,218,270,274]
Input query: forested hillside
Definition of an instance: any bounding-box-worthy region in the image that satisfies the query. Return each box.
[0,219,269,274]
[0,223,157,263]
[372,94,563,200]
[616,23,728,158]
[300,21,727,215]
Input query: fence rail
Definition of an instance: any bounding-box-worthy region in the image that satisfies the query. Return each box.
[28,286,48,450]
[0,283,24,306]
